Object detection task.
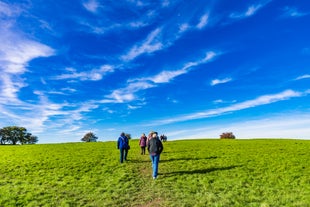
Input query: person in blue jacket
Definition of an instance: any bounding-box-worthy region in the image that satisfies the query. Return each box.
[147,132,163,179]
[117,132,129,163]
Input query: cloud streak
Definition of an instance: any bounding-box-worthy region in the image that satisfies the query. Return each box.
[103,51,220,103]
[229,1,270,19]
[52,65,115,81]
[210,77,232,86]
[121,28,163,61]
[0,3,54,105]
[295,74,310,80]
[282,7,309,18]
[150,89,306,125]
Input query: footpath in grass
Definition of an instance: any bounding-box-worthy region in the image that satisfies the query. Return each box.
[0,139,309,206]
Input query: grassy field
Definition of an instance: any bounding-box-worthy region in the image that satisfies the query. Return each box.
[0,139,309,207]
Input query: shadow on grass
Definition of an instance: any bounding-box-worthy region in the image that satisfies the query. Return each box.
[161,165,241,177]
[160,156,217,163]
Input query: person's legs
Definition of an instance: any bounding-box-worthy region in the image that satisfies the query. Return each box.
[120,149,124,163]
[142,147,145,155]
[153,154,160,178]
[124,149,128,161]
[150,154,155,176]
[150,154,155,164]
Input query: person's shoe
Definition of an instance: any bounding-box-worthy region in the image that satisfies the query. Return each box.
[153,176,157,180]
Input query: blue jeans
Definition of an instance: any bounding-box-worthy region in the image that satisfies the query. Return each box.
[120,148,128,163]
[150,154,160,178]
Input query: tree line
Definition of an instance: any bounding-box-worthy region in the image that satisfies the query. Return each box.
[0,126,38,145]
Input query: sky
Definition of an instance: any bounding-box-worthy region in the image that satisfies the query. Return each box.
[0,0,310,143]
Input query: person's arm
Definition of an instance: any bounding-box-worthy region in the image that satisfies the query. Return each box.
[117,138,120,149]
[147,139,150,152]
[158,140,163,154]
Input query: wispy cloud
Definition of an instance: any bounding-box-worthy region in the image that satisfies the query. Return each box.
[210,77,232,86]
[166,113,310,140]
[295,74,310,80]
[0,2,54,104]
[132,51,218,84]
[149,89,306,125]
[282,7,309,18]
[0,1,21,17]
[162,0,170,7]
[229,3,266,19]
[101,81,155,103]
[103,51,220,103]
[0,88,100,137]
[196,13,209,29]
[53,65,115,81]
[121,28,163,61]
[82,0,100,13]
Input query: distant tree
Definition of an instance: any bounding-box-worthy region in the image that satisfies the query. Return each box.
[0,126,38,145]
[220,132,236,139]
[23,133,38,144]
[81,132,98,142]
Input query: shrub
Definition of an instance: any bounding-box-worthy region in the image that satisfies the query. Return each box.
[220,132,236,139]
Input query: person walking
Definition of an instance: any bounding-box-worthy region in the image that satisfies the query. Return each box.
[117,132,129,163]
[139,133,147,155]
[147,132,163,179]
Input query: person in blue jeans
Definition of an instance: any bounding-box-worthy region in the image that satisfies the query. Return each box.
[147,132,163,179]
[117,132,129,163]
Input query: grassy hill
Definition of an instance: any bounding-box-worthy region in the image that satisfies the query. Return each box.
[0,139,309,206]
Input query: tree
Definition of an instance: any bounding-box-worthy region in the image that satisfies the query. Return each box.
[220,132,236,139]
[23,133,38,144]
[0,126,38,145]
[81,132,98,142]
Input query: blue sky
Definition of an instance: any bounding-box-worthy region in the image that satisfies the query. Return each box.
[1,0,310,143]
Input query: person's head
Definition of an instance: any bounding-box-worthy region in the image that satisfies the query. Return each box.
[142,133,145,136]
[121,132,125,137]
[152,133,157,138]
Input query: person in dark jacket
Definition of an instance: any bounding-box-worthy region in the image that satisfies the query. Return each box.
[117,132,129,163]
[147,132,163,179]
[139,133,147,155]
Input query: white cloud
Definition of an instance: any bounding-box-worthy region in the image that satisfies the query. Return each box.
[0,1,21,17]
[149,89,306,125]
[230,4,264,19]
[179,23,190,33]
[210,77,232,86]
[167,113,310,140]
[102,81,155,103]
[103,51,220,104]
[282,7,308,18]
[82,0,100,13]
[53,65,114,81]
[0,34,54,74]
[0,7,54,105]
[121,28,163,61]
[295,74,310,80]
[133,51,219,84]
[196,14,209,29]
[162,0,170,7]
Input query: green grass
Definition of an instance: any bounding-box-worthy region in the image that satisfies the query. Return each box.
[0,139,309,206]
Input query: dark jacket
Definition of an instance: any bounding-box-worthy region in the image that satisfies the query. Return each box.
[117,135,129,149]
[147,137,163,155]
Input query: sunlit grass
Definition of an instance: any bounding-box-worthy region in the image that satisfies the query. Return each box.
[0,139,309,206]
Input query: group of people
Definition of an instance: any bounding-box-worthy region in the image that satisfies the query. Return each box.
[117,131,164,179]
